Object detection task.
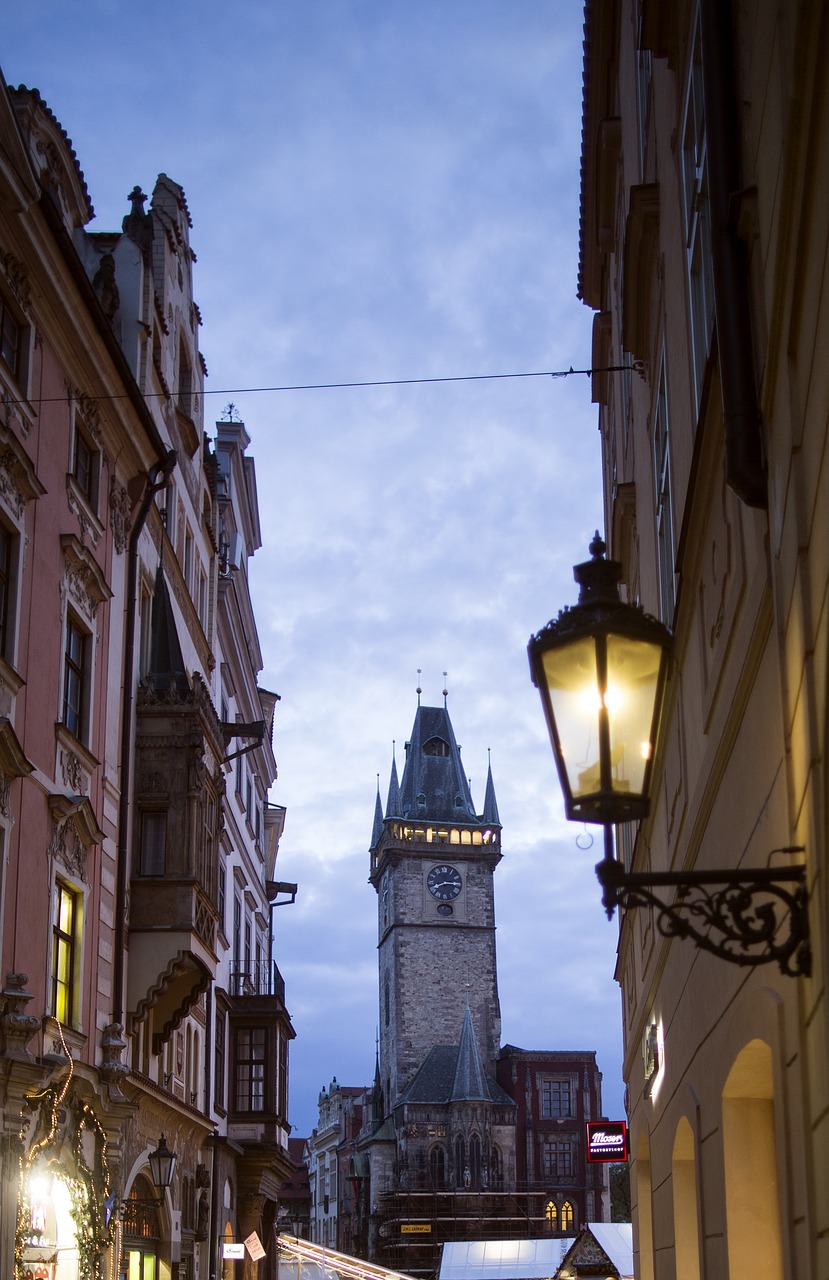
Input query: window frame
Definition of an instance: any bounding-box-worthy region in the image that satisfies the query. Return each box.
[232,1023,270,1115]
[51,879,82,1027]
[540,1075,574,1120]
[0,286,30,389]
[62,611,91,743]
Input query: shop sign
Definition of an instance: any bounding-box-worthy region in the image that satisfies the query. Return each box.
[401,1224,432,1234]
[223,1243,245,1259]
[585,1120,628,1163]
[245,1231,267,1260]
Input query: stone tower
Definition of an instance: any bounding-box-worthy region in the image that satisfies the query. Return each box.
[368,699,502,1111]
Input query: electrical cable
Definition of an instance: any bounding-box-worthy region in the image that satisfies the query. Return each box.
[3,363,638,408]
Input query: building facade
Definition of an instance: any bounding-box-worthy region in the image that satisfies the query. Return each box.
[306,699,608,1276]
[579,1,829,1277]
[0,75,294,1280]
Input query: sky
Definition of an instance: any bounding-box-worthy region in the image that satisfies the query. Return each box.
[3,1,627,1137]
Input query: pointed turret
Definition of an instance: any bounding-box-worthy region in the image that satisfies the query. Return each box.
[451,998,490,1102]
[398,704,476,822]
[482,755,501,827]
[370,782,384,852]
[385,753,401,818]
[147,568,190,694]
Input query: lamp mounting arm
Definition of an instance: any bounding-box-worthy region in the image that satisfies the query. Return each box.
[596,848,810,977]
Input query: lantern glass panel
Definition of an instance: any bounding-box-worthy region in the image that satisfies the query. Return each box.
[539,635,602,801]
[605,633,665,799]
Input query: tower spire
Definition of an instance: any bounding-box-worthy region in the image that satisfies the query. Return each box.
[482,750,501,827]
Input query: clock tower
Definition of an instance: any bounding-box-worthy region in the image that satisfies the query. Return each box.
[369,698,502,1111]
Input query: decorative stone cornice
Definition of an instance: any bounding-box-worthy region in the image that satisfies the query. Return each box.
[60,532,112,619]
[0,426,46,522]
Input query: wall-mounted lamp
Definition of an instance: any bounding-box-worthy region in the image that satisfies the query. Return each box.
[147,1135,177,1196]
[528,534,810,977]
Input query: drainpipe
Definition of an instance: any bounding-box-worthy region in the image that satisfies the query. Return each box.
[699,0,767,508]
[112,451,177,1029]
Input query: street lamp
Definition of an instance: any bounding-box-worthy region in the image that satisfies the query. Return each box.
[147,1135,177,1195]
[529,534,810,977]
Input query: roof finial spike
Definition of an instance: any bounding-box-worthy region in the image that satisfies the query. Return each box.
[376,772,380,795]
[416,669,422,706]
[392,739,396,762]
[443,670,449,706]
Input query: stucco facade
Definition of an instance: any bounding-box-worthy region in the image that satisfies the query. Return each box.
[579,1,829,1277]
[0,75,294,1280]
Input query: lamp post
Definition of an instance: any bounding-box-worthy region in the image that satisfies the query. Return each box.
[529,534,810,977]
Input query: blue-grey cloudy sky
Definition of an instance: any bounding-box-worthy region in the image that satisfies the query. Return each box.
[4,1,627,1137]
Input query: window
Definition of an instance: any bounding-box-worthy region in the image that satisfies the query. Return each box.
[0,522,15,662]
[235,1026,267,1112]
[545,1200,557,1230]
[139,812,166,876]
[63,615,90,741]
[653,354,676,622]
[183,525,194,591]
[218,863,226,931]
[278,1028,288,1117]
[455,1136,466,1186]
[561,1201,575,1231]
[682,13,715,411]
[178,338,193,417]
[469,1135,481,1189]
[71,417,100,510]
[0,291,25,382]
[51,881,80,1025]
[430,1146,446,1189]
[233,895,242,967]
[423,737,449,757]
[543,1140,573,1178]
[214,1009,226,1110]
[541,1077,573,1119]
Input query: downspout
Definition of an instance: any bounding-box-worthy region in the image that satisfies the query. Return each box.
[699,0,767,508]
[111,451,177,1029]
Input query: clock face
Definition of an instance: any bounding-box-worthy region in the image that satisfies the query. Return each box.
[427,864,462,901]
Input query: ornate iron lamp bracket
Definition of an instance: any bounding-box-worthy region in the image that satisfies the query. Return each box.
[596,851,810,977]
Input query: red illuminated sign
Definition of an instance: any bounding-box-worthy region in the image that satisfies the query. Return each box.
[585,1120,628,1163]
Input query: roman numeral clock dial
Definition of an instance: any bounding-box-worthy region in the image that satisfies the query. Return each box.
[427,864,462,901]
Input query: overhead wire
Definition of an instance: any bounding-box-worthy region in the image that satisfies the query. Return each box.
[2,363,638,409]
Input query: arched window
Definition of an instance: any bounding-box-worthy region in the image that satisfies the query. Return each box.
[429,1146,446,1189]
[423,737,449,757]
[123,1175,161,1279]
[469,1135,481,1189]
[490,1146,502,1190]
[545,1200,557,1231]
[454,1136,465,1187]
[561,1201,575,1231]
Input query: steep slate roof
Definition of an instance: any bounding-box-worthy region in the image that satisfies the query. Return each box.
[451,1000,490,1101]
[370,784,384,851]
[398,704,477,823]
[482,758,501,827]
[398,1007,515,1110]
[147,569,190,694]
[385,753,401,817]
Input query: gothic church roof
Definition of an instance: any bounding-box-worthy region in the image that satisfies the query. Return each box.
[398,704,476,823]
[398,1004,515,1110]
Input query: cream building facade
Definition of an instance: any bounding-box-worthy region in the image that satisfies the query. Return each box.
[579,1,829,1278]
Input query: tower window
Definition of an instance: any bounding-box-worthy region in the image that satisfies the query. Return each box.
[423,737,449,756]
